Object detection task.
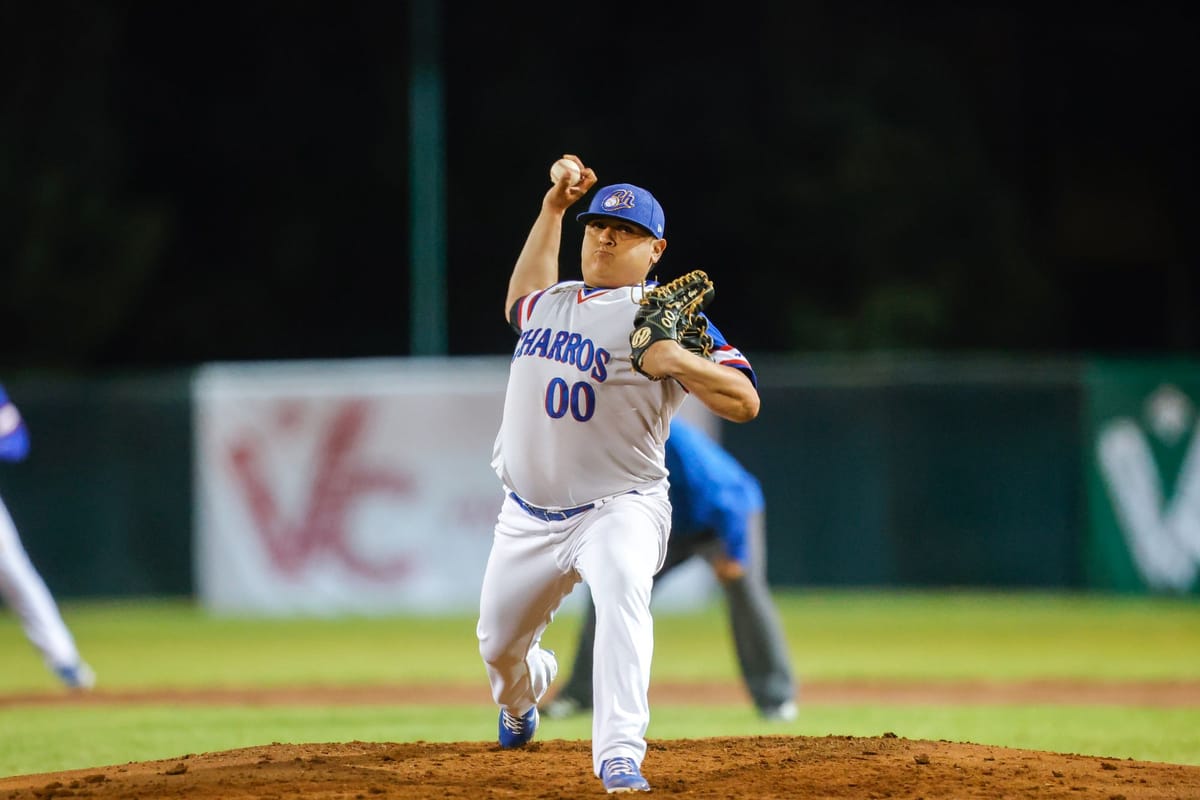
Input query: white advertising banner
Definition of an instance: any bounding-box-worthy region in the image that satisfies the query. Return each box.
[194,357,718,616]
[194,357,513,615]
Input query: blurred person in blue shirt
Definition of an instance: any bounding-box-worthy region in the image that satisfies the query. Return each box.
[542,416,796,721]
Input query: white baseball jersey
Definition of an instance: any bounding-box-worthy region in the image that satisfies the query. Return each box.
[479,277,756,776]
[492,280,755,509]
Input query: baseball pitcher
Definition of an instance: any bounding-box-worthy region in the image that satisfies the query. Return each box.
[476,154,759,794]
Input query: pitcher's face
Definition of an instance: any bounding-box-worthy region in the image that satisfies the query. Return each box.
[580,219,666,288]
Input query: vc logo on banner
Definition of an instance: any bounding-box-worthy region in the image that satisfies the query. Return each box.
[1096,384,1200,591]
[226,399,417,581]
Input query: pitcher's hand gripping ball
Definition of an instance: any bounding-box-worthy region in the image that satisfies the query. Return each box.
[549,157,582,186]
[630,269,715,379]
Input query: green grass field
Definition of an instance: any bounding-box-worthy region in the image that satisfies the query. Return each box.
[1,590,1198,778]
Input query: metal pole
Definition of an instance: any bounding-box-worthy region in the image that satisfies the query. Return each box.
[408,0,447,354]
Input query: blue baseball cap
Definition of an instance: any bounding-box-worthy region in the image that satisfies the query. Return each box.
[576,183,666,239]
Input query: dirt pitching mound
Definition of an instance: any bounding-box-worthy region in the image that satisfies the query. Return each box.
[3,735,1198,799]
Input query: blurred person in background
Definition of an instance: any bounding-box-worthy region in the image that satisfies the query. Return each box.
[542,416,797,722]
[0,383,96,690]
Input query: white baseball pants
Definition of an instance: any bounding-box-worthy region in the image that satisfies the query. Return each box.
[0,495,84,673]
[477,484,669,775]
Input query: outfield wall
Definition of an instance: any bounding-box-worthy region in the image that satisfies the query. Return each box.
[0,371,194,597]
[1,355,1197,608]
[724,356,1085,590]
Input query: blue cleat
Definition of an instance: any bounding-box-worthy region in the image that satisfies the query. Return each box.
[498,706,538,748]
[54,661,96,691]
[600,757,650,793]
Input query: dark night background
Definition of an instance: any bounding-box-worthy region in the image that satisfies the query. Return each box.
[1,2,1196,372]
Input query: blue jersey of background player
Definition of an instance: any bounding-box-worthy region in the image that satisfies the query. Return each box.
[543,416,797,721]
[0,383,95,690]
[666,415,763,571]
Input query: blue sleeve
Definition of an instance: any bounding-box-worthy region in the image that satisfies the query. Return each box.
[0,385,31,462]
[665,418,764,564]
[700,318,757,389]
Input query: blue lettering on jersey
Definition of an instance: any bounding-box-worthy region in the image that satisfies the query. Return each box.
[590,349,610,382]
[516,328,541,357]
[512,327,611,383]
[576,338,594,371]
[546,330,570,361]
[563,333,582,365]
[531,328,552,357]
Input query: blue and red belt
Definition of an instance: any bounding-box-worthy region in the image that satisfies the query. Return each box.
[509,492,595,521]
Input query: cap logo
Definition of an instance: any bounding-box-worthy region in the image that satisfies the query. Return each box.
[602,189,637,211]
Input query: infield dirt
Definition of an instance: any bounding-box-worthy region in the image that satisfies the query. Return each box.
[2,680,1198,799]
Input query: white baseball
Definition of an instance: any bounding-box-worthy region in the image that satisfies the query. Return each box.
[550,158,582,186]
